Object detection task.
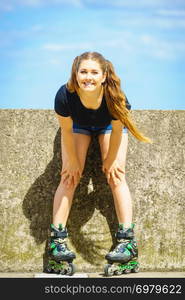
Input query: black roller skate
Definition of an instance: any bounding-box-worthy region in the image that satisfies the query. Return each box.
[104,224,139,276]
[46,224,76,276]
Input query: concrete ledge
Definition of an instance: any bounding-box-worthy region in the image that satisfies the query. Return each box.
[0,110,185,272]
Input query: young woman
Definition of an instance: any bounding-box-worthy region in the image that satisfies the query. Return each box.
[49,52,151,271]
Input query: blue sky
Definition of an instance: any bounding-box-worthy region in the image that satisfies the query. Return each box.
[0,0,185,110]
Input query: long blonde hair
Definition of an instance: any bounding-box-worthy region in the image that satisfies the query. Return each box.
[67,51,152,143]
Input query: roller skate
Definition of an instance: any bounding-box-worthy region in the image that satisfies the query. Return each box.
[46,224,76,276]
[104,224,139,276]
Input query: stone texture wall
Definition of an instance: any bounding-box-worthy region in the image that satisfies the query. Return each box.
[0,109,184,272]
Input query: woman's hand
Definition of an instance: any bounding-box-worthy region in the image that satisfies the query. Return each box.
[61,159,82,188]
[102,158,125,186]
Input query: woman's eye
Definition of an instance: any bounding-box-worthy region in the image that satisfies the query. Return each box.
[80,70,98,75]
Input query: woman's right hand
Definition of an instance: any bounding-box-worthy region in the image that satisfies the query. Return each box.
[61,159,82,188]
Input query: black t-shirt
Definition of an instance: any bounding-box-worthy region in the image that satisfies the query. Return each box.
[54,84,131,127]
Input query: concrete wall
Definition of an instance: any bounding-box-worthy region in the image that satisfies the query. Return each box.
[0,110,184,272]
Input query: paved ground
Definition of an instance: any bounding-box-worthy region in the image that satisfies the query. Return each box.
[0,272,184,278]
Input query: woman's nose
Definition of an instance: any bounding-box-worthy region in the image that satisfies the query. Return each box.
[85,72,92,79]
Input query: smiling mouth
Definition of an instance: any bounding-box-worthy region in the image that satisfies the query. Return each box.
[83,81,95,87]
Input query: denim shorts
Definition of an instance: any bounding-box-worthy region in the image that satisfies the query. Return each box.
[73,123,128,136]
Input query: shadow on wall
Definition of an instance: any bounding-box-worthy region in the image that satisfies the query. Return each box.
[22,129,117,271]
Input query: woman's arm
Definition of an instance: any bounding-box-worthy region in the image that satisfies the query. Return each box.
[105,120,123,163]
[57,114,82,187]
[102,120,125,185]
[57,114,77,162]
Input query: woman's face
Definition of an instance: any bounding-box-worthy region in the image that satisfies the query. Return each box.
[76,59,106,92]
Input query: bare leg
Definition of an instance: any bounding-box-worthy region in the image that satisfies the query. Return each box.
[53,133,91,227]
[98,133,132,227]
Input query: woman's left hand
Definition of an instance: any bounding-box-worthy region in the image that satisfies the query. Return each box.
[102,158,125,186]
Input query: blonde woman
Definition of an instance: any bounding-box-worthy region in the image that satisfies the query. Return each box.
[48,52,151,275]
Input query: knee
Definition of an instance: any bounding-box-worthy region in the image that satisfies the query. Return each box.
[108,175,127,189]
[59,177,80,190]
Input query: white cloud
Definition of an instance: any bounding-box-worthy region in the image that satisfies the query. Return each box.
[42,32,185,62]
[139,34,185,60]
[115,8,185,30]
[1,0,184,63]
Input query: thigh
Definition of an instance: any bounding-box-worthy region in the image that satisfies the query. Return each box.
[98,133,128,170]
[61,133,91,172]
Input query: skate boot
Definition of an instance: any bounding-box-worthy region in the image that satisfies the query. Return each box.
[46,224,76,276]
[104,224,139,276]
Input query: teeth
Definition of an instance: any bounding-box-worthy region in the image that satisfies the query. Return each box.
[84,82,94,86]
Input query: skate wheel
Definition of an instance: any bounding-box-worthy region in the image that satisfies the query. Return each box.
[123,268,131,274]
[66,263,75,276]
[104,264,114,277]
[114,270,122,276]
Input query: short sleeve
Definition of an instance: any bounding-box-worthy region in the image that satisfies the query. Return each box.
[54,85,70,117]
